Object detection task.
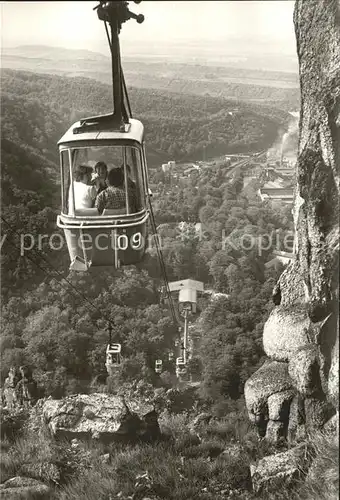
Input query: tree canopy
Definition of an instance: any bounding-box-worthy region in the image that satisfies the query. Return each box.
[1,69,294,404]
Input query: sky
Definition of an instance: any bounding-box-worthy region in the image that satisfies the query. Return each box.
[1,1,296,55]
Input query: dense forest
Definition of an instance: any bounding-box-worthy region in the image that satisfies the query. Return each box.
[0,70,293,405]
[1,69,290,166]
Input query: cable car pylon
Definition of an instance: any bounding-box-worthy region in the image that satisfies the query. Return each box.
[75,0,144,133]
[167,279,204,380]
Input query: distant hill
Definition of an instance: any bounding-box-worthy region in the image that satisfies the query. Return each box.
[1,45,300,111]
[3,45,109,61]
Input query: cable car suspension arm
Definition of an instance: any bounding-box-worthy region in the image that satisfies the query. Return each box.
[74,1,144,134]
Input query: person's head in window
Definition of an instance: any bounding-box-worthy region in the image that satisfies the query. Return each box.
[74,165,93,185]
[94,161,108,181]
[107,168,124,188]
[93,161,108,194]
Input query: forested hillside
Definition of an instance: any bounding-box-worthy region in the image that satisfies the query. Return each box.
[2,46,300,111]
[1,68,293,404]
[1,69,290,165]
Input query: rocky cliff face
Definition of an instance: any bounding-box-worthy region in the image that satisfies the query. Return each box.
[245,0,339,442]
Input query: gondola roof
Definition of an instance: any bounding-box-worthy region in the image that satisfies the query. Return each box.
[58,118,144,147]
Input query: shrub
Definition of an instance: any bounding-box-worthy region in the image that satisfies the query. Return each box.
[158,410,191,440]
[203,411,252,445]
[0,431,93,488]
[181,439,225,459]
[0,407,30,441]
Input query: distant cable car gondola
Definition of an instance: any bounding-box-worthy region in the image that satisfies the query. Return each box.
[176,357,187,378]
[56,1,150,271]
[155,359,163,374]
[105,343,122,376]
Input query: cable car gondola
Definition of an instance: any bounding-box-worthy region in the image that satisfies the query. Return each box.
[176,357,187,378]
[105,343,122,376]
[155,359,163,374]
[56,1,150,271]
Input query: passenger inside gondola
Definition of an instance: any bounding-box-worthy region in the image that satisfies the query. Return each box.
[69,165,97,210]
[95,168,137,215]
[93,161,108,194]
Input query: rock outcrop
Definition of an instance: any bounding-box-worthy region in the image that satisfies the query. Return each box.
[245,360,294,439]
[245,0,339,442]
[1,366,38,411]
[2,367,19,411]
[42,393,161,443]
[250,443,311,494]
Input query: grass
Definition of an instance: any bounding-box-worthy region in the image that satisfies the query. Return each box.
[0,407,337,500]
[58,409,256,500]
[158,411,191,440]
[203,411,253,444]
[293,429,339,500]
[59,441,253,500]
[0,429,95,487]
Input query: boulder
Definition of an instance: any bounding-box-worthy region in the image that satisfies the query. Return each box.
[287,395,306,444]
[263,306,311,361]
[2,367,20,411]
[288,345,322,396]
[265,421,286,443]
[274,261,307,307]
[304,397,335,430]
[250,443,311,494]
[267,390,295,421]
[244,360,293,424]
[42,393,161,443]
[312,312,338,398]
[327,334,339,408]
[323,412,339,437]
[0,477,50,499]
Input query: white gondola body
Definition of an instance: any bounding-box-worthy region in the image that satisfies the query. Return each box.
[155,359,163,374]
[57,119,150,270]
[105,343,122,375]
[175,356,187,378]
